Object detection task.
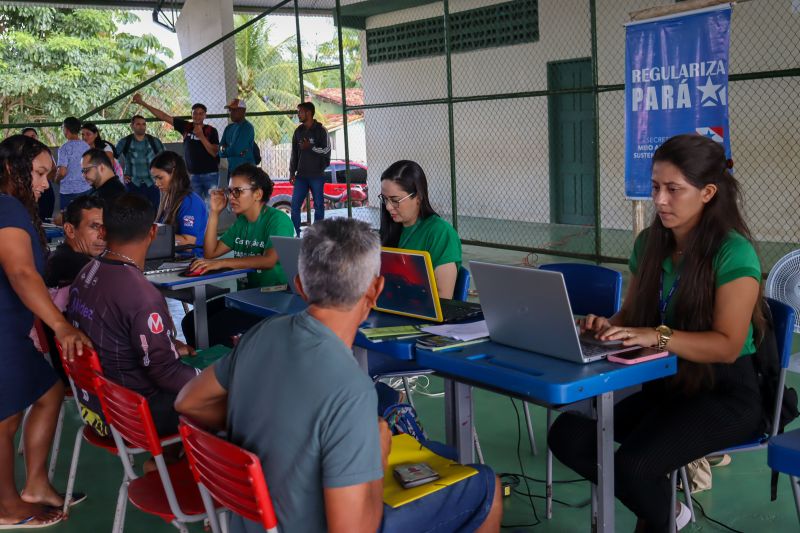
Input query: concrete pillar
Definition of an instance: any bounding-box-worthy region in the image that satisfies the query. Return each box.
[175,0,237,137]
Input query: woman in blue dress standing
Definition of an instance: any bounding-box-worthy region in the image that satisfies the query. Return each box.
[0,135,91,528]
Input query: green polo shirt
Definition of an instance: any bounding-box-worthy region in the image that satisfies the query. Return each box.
[398,214,462,270]
[220,206,295,289]
[629,229,762,356]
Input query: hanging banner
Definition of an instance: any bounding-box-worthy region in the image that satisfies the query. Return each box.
[624,5,732,199]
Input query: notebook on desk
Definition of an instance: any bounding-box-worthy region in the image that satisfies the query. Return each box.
[470,261,640,363]
[375,248,482,323]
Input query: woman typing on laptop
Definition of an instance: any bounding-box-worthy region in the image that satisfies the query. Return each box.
[548,134,764,532]
[379,160,461,299]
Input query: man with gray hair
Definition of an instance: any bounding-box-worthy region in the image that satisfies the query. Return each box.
[176,218,502,533]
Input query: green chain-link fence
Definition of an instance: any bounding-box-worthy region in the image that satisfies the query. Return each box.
[3,0,798,273]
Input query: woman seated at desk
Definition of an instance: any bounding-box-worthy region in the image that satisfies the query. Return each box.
[150,151,207,256]
[548,134,764,532]
[182,164,294,347]
[379,160,461,299]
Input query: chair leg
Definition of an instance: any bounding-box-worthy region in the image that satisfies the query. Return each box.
[523,402,538,456]
[791,475,800,525]
[219,510,230,533]
[48,403,65,482]
[668,470,678,532]
[679,466,695,522]
[402,377,415,408]
[546,408,553,519]
[472,425,485,464]
[17,406,31,455]
[62,427,84,515]
[112,477,130,533]
[172,522,189,533]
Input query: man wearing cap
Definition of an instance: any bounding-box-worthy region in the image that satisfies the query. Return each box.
[219,98,256,176]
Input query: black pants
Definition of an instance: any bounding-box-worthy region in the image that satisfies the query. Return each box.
[548,356,763,532]
[181,296,263,348]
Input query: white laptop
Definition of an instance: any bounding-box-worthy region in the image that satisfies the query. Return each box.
[272,236,302,295]
[469,261,639,363]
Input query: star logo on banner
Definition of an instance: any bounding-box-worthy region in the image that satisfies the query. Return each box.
[697,77,723,107]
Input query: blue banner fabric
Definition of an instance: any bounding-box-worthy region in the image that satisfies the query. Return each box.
[624,6,732,199]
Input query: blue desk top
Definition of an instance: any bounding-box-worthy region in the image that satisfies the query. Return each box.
[416,341,677,405]
[146,268,252,288]
[44,226,64,241]
[224,288,439,361]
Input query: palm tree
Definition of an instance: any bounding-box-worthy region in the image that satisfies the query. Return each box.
[234,15,299,144]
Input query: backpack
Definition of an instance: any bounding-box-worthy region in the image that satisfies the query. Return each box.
[252,142,261,165]
[751,299,800,500]
[119,133,160,160]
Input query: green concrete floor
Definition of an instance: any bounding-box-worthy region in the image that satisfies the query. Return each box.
[12,244,800,532]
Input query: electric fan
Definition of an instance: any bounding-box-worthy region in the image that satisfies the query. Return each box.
[765,251,800,369]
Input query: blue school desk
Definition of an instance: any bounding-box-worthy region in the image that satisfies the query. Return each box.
[224,288,433,372]
[146,268,252,349]
[416,341,677,533]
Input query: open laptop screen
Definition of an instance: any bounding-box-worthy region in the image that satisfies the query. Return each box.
[374,248,442,322]
[146,223,175,261]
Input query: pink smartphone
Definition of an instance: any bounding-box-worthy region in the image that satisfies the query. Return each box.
[607,347,669,365]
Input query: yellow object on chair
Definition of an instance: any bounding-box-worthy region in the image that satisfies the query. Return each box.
[383,434,478,508]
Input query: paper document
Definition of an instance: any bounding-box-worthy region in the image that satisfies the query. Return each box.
[420,320,489,342]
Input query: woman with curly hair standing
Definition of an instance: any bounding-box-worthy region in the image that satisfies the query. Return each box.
[0,135,91,528]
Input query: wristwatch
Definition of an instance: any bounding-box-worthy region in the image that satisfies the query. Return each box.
[655,325,673,350]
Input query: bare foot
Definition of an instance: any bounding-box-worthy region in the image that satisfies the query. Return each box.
[20,482,65,509]
[0,499,63,527]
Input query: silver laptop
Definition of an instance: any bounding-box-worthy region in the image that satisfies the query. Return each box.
[272,236,302,294]
[469,261,639,363]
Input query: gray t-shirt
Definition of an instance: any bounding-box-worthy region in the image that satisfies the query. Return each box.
[214,311,383,533]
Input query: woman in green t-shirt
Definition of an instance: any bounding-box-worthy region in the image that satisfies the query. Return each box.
[379,160,462,298]
[549,134,765,532]
[182,164,294,347]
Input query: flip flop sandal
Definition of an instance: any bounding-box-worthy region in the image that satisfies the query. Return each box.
[0,512,63,530]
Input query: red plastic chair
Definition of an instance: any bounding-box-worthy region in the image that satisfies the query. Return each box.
[179,417,279,533]
[55,340,132,516]
[94,375,219,533]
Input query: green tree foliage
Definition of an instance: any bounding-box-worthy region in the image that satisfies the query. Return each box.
[233,14,299,144]
[0,7,172,144]
[302,28,362,90]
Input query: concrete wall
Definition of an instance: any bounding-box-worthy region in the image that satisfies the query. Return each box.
[356,0,800,243]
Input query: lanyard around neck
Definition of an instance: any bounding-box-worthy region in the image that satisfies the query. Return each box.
[659,270,680,324]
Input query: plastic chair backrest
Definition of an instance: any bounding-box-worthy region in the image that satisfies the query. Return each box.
[55,340,104,395]
[454,267,471,302]
[179,418,278,531]
[766,297,795,370]
[539,263,622,317]
[94,374,162,455]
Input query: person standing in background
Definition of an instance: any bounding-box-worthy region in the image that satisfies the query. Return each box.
[289,102,331,236]
[115,115,164,208]
[219,98,255,177]
[55,117,91,210]
[80,122,124,182]
[132,94,221,200]
[22,128,56,221]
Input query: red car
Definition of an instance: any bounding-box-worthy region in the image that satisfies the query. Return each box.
[269,160,368,215]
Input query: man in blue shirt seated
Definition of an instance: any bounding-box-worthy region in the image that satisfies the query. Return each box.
[176,218,502,533]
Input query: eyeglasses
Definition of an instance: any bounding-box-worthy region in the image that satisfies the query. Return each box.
[378,192,416,208]
[225,186,255,199]
[80,165,97,175]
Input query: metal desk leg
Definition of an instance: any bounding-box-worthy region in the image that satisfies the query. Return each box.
[594,392,615,533]
[192,284,209,349]
[352,346,369,374]
[444,379,474,464]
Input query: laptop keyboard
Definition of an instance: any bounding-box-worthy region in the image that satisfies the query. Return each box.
[579,340,615,358]
[440,299,483,322]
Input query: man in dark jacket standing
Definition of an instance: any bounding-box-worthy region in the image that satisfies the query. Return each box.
[289,102,331,236]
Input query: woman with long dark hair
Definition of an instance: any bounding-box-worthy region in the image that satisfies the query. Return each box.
[0,135,91,528]
[150,151,207,256]
[548,134,765,532]
[379,160,461,298]
[80,122,123,181]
